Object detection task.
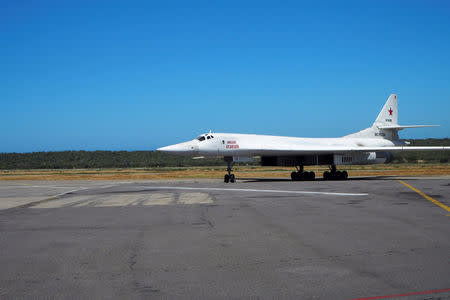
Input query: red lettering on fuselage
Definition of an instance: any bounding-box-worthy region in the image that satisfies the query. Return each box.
[226,140,239,149]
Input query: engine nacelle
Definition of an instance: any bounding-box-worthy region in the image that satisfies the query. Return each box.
[260,152,393,166]
[334,152,393,165]
[261,155,334,166]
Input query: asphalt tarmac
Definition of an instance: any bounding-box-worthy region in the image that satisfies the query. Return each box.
[0,177,449,299]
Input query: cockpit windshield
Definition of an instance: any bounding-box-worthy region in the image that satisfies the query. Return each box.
[196,133,214,142]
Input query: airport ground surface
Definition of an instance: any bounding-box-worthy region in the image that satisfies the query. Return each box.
[0,177,449,299]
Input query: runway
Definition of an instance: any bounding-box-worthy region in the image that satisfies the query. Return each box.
[0,178,449,299]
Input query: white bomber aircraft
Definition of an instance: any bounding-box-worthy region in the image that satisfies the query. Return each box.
[158,94,449,183]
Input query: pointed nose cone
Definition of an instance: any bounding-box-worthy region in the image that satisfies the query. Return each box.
[157,145,178,152]
[157,141,198,155]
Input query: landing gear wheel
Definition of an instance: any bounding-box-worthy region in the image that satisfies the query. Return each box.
[230,174,235,183]
[304,171,310,180]
[224,157,236,183]
[323,166,348,180]
[291,168,316,181]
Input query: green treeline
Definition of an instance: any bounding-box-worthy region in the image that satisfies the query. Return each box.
[0,151,225,169]
[395,138,450,163]
[0,138,448,170]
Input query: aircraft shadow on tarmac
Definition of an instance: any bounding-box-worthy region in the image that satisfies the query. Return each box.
[238,176,419,182]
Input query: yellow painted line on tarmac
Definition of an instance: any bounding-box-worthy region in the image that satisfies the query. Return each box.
[398,180,450,213]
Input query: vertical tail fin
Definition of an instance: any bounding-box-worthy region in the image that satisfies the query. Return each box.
[345,94,438,141]
[373,94,398,126]
[344,94,399,140]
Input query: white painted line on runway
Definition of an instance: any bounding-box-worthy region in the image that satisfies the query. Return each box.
[139,186,368,196]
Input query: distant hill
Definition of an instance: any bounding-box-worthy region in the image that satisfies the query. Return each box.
[0,138,449,169]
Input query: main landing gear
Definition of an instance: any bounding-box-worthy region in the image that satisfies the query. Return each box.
[291,165,348,181]
[323,164,348,180]
[291,165,315,181]
[224,157,235,183]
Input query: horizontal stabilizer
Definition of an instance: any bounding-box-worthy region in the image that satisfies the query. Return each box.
[377,124,440,130]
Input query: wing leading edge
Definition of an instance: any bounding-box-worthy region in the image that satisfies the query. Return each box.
[252,146,450,155]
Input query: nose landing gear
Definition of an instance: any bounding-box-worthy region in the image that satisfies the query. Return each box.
[291,165,315,181]
[224,157,235,183]
[323,164,348,180]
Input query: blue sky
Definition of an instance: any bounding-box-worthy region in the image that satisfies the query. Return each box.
[1,0,449,152]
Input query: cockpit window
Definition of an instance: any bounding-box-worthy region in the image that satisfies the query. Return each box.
[197,132,215,141]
